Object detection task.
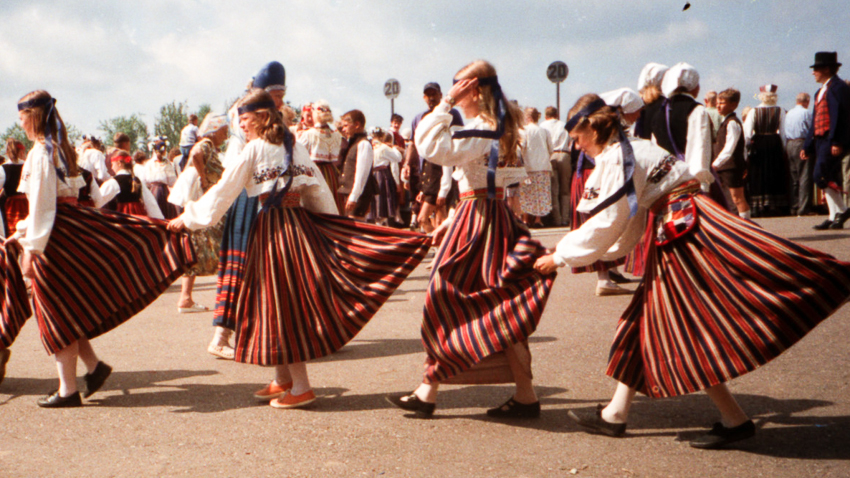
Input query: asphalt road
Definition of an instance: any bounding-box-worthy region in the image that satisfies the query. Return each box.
[1,215,849,477]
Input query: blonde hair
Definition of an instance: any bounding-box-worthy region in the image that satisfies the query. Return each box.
[757,91,778,106]
[17,90,78,177]
[454,60,522,166]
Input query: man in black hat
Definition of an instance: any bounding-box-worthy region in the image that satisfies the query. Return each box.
[402,82,464,231]
[803,51,850,229]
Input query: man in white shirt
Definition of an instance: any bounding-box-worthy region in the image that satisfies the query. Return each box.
[338,110,375,220]
[539,106,571,226]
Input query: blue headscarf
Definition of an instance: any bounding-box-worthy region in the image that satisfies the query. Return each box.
[18,94,70,181]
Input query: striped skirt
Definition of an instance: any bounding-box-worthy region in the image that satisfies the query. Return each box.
[4,196,28,237]
[570,168,625,274]
[606,190,850,398]
[31,203,195,354]
[213,190,259,330]
[149,182,180,220]
[117,201,147,217]
[422,195,556,383]
[371,167,399,220]
[234,206,430,365]
[0,244,32,349]
[316,162,342,215]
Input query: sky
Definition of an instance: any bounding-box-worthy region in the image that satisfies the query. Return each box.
[1,0,848,143]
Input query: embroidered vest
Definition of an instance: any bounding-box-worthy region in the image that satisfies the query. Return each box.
[814,91,831,137]
[338,133,374,197]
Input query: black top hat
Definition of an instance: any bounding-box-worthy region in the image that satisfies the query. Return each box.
[811,51,842,69]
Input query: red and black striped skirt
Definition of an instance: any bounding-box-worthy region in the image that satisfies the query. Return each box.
[233,206,430,365]
[116,201,147,217]
[316,162,342,215]
[0,244,32,349]
[570,168,625,274]
[421,195,556,383]
[30,203,195,354]
[606,191,850,398]
[4,195,28,237]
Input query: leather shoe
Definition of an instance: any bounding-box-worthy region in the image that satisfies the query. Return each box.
[486,397,540,419]
[595,283,633,297]
[689,420,755,449]
[0,348,10,388]
[608,271,632,284]
[37,390,82,408]
[830,209,850,229]
[813,219,834,230]
[82,361,112,398]
[385,392,436,418]
[568,405,626,437]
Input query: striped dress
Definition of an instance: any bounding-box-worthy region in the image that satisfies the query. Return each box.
[414,103,556,384]
[554,140,850,398]
[10,143,195,354]
[0,244,32,349]
[181,137,430,366]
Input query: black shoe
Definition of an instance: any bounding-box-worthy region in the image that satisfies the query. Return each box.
[0,348,10,388]
[608,271,631,284]
[37,390,82,408]
[82,361,112,398]
[830,209,850,229]
[486,397,540,419]
[689,420,755,449]
[813,219,834,230]
[385,392,436,418]
[568,405,626,437]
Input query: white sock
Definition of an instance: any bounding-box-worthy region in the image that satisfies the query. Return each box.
[738,210,751,220]
[824,188,846,220]
[601,382,636,423]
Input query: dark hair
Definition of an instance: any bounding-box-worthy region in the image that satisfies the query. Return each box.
[133,150,147,164]
[567,93,620,146]
[237,89,288,145]
[718,88,740,105]
[17,90,78,177]
[544,106,558,119]
[113,132,130,147]
[391,113,403,123]
[342,109,366,128]
[5,138,25,162]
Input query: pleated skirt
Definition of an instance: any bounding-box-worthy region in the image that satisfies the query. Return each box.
[316,162,343,215]
[4,196,28,237]
[0,244,32,349]
[30,203,195,354]
[747,134,790,217]
[570,168,625,273]
[372,167,399,220]
[421,197,556,383]
[234,206,430,365]
[116,202,147,217]
[149,182,180,220]
[606,192,850,398]
[213,190,259,330]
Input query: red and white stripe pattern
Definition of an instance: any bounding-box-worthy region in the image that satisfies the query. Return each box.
[421,197,555,382]
[30,203,195,354]
[234,207,430,365]
[607,191,850,397]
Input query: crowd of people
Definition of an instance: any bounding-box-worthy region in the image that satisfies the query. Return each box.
[0,52,849,451]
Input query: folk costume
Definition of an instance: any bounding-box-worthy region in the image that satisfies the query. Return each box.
[414,87,555,385]
[144,150,179,219]
[371,140,403,223]
[519,122,553,218]
[98,165,163,219]
[337,131,376,218]
[0,162,28,237]
[298,124,342,214]
[179,124,430,366]
[553,126,850,399]
[2,140,194,355]
[743,85,789,216]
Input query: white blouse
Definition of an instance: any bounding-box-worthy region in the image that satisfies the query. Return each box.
[297,126,342,163]
[521,123,554,172]
[348,140,374,203]
[144,159,178,186]
[13,142,86,254]
[97,171,164,219]
[181,138,338,230]
[553,139,695,268]
[372,142,402,168]
[415,100,527,192]
[79,148,110,183]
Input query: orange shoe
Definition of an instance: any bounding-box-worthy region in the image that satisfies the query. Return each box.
[269,389,316,409]
[253,381,293,400]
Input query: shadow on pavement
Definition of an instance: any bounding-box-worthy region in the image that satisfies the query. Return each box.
[314,336,558,363]
[788,233,848,242]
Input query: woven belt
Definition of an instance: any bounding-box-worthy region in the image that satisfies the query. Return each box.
[258,192,301,208]
[650,180,700,213]
[459,188,505,201]
[57,197,79,205]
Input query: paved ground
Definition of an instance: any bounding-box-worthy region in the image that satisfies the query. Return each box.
[1,215,849,477]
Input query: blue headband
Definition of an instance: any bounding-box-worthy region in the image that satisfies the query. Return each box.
[565,98,607,132]
[17,96,53,111]
[237,100,277,116]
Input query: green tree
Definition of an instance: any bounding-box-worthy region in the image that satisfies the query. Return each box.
[154,100,189,150]
[196,103,211,124]
[99,114,148,153]
[0,124,34,151]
